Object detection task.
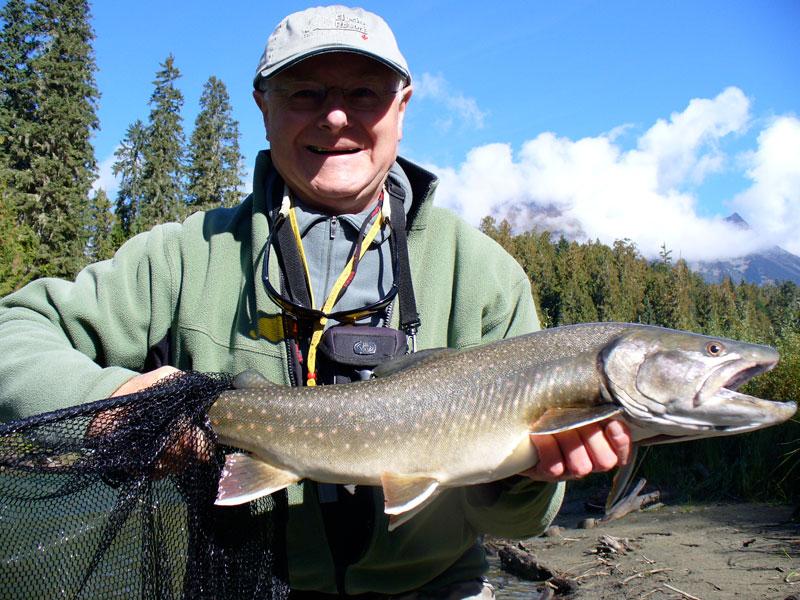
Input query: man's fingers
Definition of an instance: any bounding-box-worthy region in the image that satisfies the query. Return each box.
[557,428,593,478]
[526,433,565,480]
[524,420,633,482]
[578,423,619,472]
[604,420,632,466]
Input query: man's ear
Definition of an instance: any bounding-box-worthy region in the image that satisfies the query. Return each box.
[253,89,270,141]
[396,85,413,141]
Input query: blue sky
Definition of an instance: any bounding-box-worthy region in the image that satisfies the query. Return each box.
[89,1,800,260]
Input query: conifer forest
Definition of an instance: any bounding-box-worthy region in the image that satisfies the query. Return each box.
[1,1,798,502]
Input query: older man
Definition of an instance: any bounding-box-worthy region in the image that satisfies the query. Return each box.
[0,6,630,597]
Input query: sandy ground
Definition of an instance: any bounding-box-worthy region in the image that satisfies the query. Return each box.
[486,493,800,600]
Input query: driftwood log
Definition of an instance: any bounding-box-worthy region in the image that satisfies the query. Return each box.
[580,478,662,528]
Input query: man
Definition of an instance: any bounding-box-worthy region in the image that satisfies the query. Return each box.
[0,6,630,597]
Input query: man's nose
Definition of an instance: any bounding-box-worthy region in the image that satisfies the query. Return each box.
[317,89,350,132]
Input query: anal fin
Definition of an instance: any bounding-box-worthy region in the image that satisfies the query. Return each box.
[387,488,443,531]
[215,452,300,506]
[381,472,440,528]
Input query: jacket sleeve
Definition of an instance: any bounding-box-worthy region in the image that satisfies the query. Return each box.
[459,261,566,538]
[0,223,181,422]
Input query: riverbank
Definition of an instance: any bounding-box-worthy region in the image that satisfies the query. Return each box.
[486,496,799,599]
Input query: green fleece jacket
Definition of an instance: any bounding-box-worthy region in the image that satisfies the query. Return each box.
[0,151,564,594]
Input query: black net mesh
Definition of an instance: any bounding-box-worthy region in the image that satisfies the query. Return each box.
[0,372,289,600]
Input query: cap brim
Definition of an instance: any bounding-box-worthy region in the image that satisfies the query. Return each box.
[254,46,410,89]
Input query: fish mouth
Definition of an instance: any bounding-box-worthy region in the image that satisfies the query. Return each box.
[691,355,796,433]
[695,356,776,407]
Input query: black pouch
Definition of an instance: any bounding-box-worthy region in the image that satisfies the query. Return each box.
[317,325,408,384]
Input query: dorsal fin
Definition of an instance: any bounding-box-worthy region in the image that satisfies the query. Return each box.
[233,370,276,390]
[372,348,455,378]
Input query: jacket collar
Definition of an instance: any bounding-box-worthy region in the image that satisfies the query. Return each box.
[252,150,439,231]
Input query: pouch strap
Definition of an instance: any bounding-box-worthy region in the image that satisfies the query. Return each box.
[386,180,421,349]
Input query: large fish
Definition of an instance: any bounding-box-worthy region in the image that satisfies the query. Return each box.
[208,323,796,529]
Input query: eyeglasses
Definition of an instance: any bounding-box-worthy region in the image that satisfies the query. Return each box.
[261,209,399,325]
[266,83,404,112]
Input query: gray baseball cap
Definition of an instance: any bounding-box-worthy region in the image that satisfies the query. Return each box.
[254,6,410,89]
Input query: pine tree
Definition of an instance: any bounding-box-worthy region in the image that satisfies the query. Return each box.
[611,239,648,322]
[112,119,148,238]
[187,76,244,211]
[86,187,115,262]
[555,241,598,325]
[511,230,559,328]
[139,55,186,229]
[0,0,40,287]
[0,183,39,295]
[0,0,37,191]
[27,0,99,278]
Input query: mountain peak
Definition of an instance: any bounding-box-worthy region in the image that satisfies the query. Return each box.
[725,212,750,230]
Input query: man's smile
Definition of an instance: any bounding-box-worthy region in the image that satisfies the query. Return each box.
[306,145,362,155]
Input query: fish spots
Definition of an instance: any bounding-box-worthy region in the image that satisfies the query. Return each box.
[316,432,325,439]
[266,425,273,433]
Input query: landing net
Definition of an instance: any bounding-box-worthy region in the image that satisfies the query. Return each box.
[0,371,289,599]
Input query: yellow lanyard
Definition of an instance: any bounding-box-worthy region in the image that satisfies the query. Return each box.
[286,190,386,386]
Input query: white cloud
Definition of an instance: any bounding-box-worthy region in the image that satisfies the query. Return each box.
[92,149,120,198]
[634,86,750,189]
[413,72,486,131]
[426,87,797,262]
[732,115,800,255]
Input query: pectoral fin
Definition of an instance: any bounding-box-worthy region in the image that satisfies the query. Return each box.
[215,452,300,506]
[529,405,623,435]
[606,445,640,513]
[381,472,440,525]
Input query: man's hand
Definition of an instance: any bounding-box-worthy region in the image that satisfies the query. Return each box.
[522,420,632,482]
[90,367,210,478]
[110,365,183,397]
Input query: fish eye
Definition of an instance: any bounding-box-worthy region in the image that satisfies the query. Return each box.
[705,341,725,356]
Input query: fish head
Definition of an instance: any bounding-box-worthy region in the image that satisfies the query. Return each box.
[601,326,796,440]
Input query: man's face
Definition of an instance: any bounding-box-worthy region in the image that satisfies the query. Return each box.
[254,53,412,214]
